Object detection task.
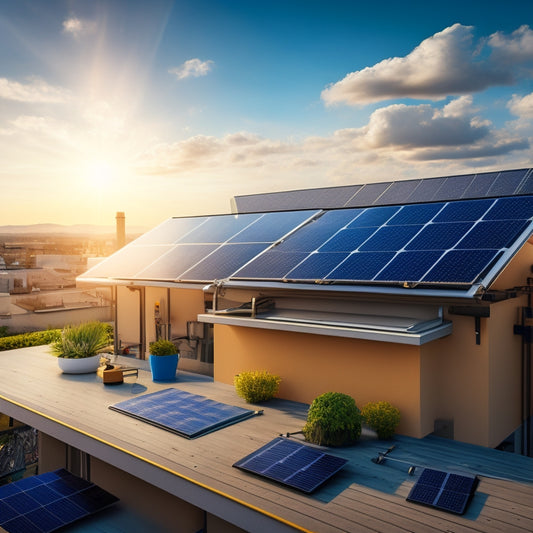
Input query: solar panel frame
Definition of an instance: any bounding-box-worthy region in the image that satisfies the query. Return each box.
[233,437,348,493]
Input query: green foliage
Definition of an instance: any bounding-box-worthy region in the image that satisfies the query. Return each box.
[361,401,401,440]
[302,392,362,447]
[0,329,62,351]
[234,370,281,403]
[50,321,112,359]
[149,339,177,356]
[0,326,9,338]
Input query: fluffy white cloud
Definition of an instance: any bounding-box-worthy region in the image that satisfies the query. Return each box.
[322,24,533,106]
[0,77,70,103]
[508,92,533,118]
[169,59,214,80]
[134,96,529,180]
[62,17,96,38]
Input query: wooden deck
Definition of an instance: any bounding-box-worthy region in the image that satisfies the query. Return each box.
[1,346,533,532]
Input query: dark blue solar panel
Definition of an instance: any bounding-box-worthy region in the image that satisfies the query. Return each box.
[433,199,495,223]
[347,205,399,227]
[0,469,118,533]
[25,485,62,506]
[407,468,478,515]
[431,175,475,201]
[177,213,261,243]
[318,227,377,252]
[488,169,529,196]
[457,220,528,249]
[387,203,444,225]
[484,196,533,220]
[109,388,256,439]
[517,174,533,194]
[233,437,348,493]
[405,223,472,251]
[422,249,500,284]
[374,179,421,205]
[326,252,395,281]
[26,507,64,532]
[462,172,498,198]
[287,253,350,280]
[228,210,318,243]
[233,251,309,279]
[133,216,209,245]
[375,251,444,282]
[346,182,392,206]
[180,243,270,281]
[135,244,218,280]
[359,225,422,252]
[406,177,447,202]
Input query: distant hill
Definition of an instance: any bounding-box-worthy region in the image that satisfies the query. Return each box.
[0,223,149,236]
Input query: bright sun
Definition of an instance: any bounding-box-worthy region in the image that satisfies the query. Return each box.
[84,159,115,189]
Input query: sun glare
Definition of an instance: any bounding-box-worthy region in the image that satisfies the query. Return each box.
[84,159,115,189]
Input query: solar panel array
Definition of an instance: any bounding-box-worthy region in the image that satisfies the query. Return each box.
[233,437,348,493]
[109,388,256,439]
[233,168,533,213]
[81,210,319,283]
[232,196,533,287]
[406,468,478,515]
[0,469,118,533]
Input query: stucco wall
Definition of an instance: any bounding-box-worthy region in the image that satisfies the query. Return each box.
[213,325,424,437]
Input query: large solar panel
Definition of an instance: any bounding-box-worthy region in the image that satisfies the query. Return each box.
[232,196,533,287]
[233,437,348,493]
[0,469,118,533]
[79,210,319,283]
[406,468,478,515]
[109,388,257,439]
[233,168,532,213]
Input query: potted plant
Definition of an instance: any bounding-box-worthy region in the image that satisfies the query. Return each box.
[51,321,112,374]
[149,339,179,381]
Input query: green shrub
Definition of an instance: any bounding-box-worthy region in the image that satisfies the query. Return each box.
[302,392,362,447]
[234,370,281,403]
[361,401,401,440]
[149,339,177,356]
[0,329,62,351]
[50,321,112,359]
[0,326,9,338]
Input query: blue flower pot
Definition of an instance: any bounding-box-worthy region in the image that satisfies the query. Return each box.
[149,354,179,381]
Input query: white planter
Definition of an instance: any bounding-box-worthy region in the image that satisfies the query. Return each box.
[57,354,101,374]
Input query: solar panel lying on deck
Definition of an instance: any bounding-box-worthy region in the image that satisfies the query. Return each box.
[109,388,257,439]
[406,468,478,515]
[0,469,118,533]
[233,437,348,493]
[232,196,533,287]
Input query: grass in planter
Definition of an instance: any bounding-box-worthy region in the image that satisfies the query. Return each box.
[51,321,112,359]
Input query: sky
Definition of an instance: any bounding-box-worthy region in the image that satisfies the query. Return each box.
[1,0,533,229]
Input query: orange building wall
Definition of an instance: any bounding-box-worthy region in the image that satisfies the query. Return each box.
[213,325,424,437]
[420,314,491,446]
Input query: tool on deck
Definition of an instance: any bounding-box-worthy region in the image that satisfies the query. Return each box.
[371,445,416,475]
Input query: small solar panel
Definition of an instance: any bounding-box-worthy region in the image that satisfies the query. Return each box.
[109,388,257,439]
[407,468,478,514]
[0,469,118,533]
[233,437,348,493]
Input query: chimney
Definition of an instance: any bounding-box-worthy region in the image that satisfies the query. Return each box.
[116,211,126,250]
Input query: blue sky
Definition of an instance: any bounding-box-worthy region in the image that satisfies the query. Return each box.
[0,0,532,227]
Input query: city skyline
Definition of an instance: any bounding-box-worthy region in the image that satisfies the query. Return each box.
[1,0,532,228]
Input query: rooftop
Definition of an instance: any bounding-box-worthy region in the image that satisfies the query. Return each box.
[1,346,533,532]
